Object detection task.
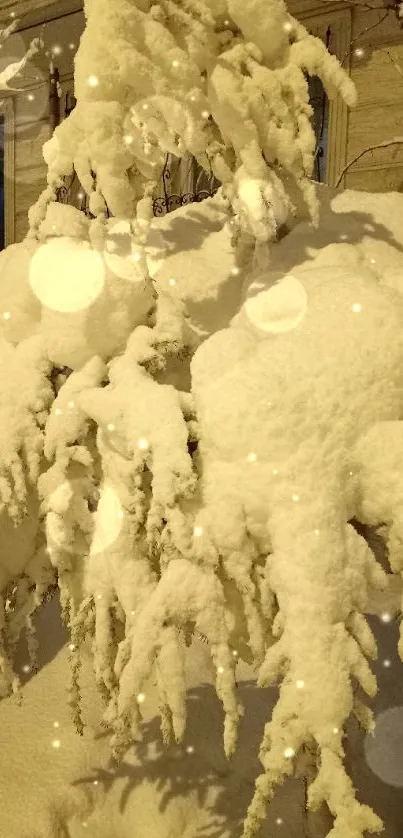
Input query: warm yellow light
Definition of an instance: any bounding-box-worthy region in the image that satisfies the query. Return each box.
[30,238,105,313]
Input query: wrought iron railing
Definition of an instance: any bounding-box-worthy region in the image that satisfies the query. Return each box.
[153,152,220,216]
[50,65,220,218]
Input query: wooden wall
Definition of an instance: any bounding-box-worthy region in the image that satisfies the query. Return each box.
[3,0,403,244]
[345,8,403,191]
[2,8,82,241]
[289,0,403,192]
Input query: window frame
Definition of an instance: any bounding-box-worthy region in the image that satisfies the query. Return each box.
[298,7,353,186]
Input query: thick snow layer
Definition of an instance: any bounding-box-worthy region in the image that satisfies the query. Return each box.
[2,185,403,837]
[2,602,403,838]
[156,185,403,342]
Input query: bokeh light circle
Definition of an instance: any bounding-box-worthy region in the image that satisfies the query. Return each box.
[146,228,168,278]
[364,706,403,787]
[104,220,145,282]
[30,238,105,312]
[244,273,308,334]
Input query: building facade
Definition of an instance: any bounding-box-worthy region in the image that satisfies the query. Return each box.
[0,0,402,246]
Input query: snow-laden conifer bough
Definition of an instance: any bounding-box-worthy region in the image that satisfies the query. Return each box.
[0,0,402,836]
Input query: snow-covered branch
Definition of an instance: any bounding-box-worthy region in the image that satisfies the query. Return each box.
[28,0,356,265]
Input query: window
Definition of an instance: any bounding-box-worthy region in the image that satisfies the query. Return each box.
[305,26,331,184]
[302,8,353,186]
[309,74,329,183]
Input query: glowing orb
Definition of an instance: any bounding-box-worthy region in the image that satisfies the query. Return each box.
[146,228,167,278]
[29,238,105,313]
[364,706,403,787]
[104,220,146,282]
[244,274,308,334]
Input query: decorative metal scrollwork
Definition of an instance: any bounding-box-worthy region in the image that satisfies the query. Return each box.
[50,61,220,218]
[152,187,220,216]
[152,152,220,216]
[56,169,92,216]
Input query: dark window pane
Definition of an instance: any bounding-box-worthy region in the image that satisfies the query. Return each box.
[308,74,329,183]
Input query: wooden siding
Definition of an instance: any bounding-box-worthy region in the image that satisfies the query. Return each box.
[2,7,82,241]
[345,11,403,190]
[3,0,403,241]
[288,0,403,192]
[13,75,74,240]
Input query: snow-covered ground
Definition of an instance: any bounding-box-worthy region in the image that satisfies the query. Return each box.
[1,593,402,838]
